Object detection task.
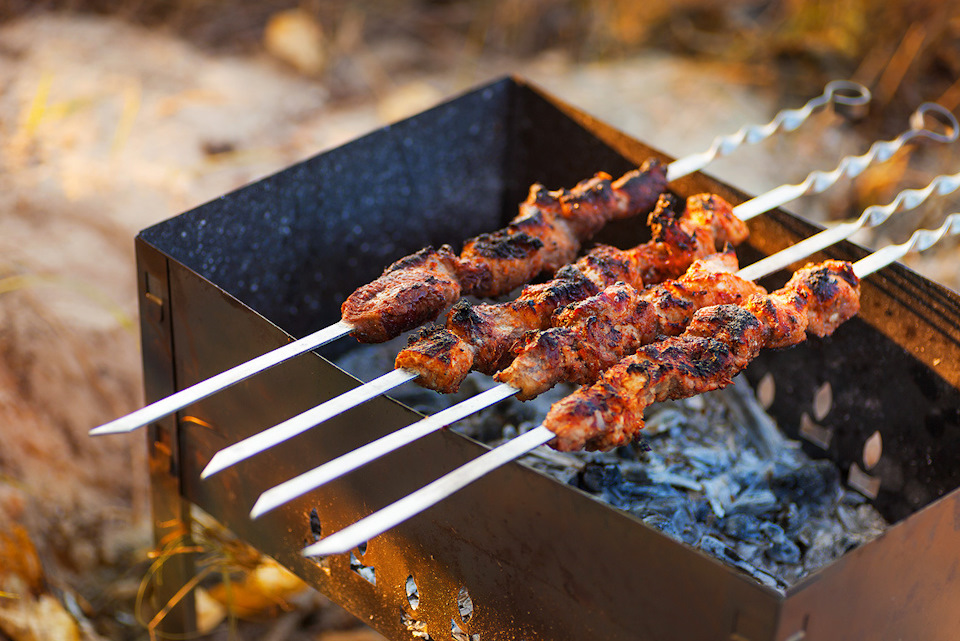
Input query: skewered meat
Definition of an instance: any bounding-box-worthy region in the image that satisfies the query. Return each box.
[395,192,749,392]
[341,159,668,342]
[496,248,767,400]
[340,247,463,347]
[544,260,860,452]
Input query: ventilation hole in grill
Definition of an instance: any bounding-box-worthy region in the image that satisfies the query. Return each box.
[350,548,376,585]
[847,462,881,499]
[456,586,474,622]
[813,381,832,421]
[303,508,331,571]
[863,430,882,470]
[798,412,833,450]
[757,372,775,410]
[406,575,420,610]
[451,618,479,641]
[308,508,322,542]
[401,611,433,640]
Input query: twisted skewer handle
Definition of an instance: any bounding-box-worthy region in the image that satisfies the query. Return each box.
[855,212,960,278]
[738,168,960,281]
[734,103,958,221]
[665,81,871,181]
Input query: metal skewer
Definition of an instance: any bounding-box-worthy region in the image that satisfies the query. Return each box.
[664,80,870,181]
[200,102,956,478]
[737,166,960,281]
[250,164,960,517]
[89,82,870,438]
[301,211,960,557]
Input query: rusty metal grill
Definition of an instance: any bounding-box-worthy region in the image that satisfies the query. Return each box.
[136,76,960,641]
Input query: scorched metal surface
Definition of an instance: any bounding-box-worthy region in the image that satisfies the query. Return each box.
[135,76,960,640]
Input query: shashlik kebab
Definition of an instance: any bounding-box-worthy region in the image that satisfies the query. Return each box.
[343,159,668,343]
[199,104,957,478]
[88,81,877,437]
[299,212,960,557]
[248,167,960,514]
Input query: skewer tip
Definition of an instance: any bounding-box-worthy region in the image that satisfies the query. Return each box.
[89,419,140,436]
[249,496,273,520]
[200,453,232,479]
[250,482,301,519]
[302,535,350,558]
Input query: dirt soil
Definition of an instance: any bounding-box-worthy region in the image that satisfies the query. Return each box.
[0,9,958,641]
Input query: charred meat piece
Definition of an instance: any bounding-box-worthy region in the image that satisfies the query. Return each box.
[394,325,476,393]
[341,246,462,343]
[341,158,668,342]
[544,260,860,452]
[497,248,767,399]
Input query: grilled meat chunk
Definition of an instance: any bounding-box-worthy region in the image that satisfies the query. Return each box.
[394,325,475,393]
[544,260,860,451]
[341,158,668,342]
[341,246,462,343]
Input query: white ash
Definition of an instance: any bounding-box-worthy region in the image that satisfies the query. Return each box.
[336,344,888,591]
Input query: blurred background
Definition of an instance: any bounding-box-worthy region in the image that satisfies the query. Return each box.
[0,1,958,639]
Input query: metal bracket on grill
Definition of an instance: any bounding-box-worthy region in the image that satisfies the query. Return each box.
[137,240,198,637]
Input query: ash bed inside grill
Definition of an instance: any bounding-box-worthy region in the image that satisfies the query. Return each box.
[136,76,960,641]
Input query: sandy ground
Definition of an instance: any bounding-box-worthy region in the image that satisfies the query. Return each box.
[0,11,958,641]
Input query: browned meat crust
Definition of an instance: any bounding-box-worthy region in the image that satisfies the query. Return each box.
[496,249,767,399]
[396,192,748,392]
[543,260,860,452]
[394,325,475,393]
[341,158,668,342]
[341,245,462,343]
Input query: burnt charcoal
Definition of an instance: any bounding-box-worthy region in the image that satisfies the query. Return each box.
[613,443,646,460]
[576,462,624,493]
[672,504,705,544]
[628,487,688,513]
[702,476,737,517]
[720,513,765,543]
[765,538,802,564]
[697,535,739,562]
[778,502,802,532]
[684,446,731,473]
[836,504,887,544]
[641,514,682,541]
[728,489,778,516]
[748,568,783,589]
[759,521,786,542]
[769,459,841,505]
[801,526,844,574]
[643,408,688,435]
[620,465,652,486]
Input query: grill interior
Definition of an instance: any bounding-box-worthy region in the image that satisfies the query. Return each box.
[136,76,960,641]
